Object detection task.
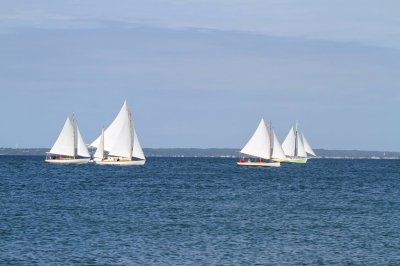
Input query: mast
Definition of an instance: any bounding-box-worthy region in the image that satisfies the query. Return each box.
[72,113,76,159]
[100,128,105,159]
[269,121,273,159]
[294,121,298,157]
[129,110,133,160]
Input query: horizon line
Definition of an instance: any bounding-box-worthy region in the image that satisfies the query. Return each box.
[0,147,399,153]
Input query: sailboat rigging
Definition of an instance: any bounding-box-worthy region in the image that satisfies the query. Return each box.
[277,122,316,163]
[90,101,146,165]
[45,114,91,164]
[237,118,282,167]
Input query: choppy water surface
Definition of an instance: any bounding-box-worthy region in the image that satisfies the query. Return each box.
[1,156,400,265]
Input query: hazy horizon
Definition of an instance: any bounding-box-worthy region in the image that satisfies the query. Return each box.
[2,147,400,154]
[1,1,399,151]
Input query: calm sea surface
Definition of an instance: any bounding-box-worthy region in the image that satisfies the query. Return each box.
[0,156,399,265]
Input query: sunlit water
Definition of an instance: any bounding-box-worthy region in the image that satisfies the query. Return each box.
[1,156,400,265]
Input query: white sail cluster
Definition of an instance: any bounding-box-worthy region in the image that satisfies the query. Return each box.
[91,101,145,162]
[47,107,313,166]
[46,101,145,165]
[239,119,316,163]
[281,125,316,158]
[239,119,287,161]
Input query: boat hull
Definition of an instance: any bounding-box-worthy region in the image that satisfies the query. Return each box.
[94,159,146,166]
[45,158,90,164]
[273,157,308,164]
[237,161,281,167]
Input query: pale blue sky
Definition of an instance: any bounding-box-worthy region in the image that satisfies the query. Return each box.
[0,1,399,150]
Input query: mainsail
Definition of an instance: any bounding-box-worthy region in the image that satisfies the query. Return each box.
[91,101,145,160]
[91,101,129,152]
[49,117,75,157]
[240,119,270,160]
[108,112,132,158]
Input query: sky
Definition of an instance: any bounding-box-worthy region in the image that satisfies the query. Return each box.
[0,0,399,150]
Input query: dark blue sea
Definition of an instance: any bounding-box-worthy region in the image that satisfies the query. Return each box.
[1,156,400,265]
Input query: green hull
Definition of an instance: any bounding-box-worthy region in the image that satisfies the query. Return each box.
[272,157,308,164]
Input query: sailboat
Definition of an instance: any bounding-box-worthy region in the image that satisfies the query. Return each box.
[237,118,281,167]
[90,101,146,165]
[276,122,316,163]
[45,114,91,164]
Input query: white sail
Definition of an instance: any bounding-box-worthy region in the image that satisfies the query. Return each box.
[240,119,270,160]
[132,126,145,160]
[76,125,90,158]
[282,127,296,157]
[302,133,316,156]
[91,100,146,160]
[93,129,105,159]
[49,117,75,157]
[91,101,130,152]
[108,113,132,158]
[272,130,286,159]
[296,133,307,157]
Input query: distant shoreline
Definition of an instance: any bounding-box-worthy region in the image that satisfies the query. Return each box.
[0,148,399,159]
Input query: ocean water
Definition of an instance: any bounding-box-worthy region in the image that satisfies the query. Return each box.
[0,156,400,265]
